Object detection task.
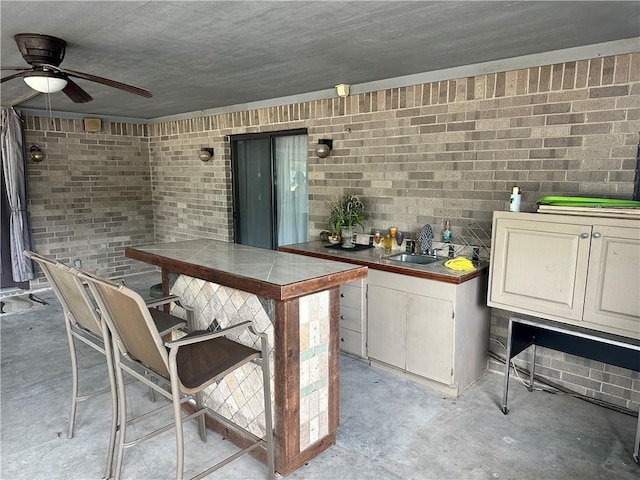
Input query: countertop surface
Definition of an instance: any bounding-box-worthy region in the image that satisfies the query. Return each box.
[125,239,367,300]
[279,241,488,284]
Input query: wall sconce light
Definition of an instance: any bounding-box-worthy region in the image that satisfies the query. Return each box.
[315,139,333,158]
[29,145,45,163]
[335,83,350,97]
[198,148,214,162]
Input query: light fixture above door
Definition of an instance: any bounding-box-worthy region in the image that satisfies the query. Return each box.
[315,139,333,158]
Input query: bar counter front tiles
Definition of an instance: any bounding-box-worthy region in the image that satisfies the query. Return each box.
[125,239,367,475]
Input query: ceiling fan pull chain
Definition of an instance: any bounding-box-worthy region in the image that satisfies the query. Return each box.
[45,91,53,122]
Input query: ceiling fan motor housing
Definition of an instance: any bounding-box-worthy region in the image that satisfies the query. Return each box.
[4,33,152,102]
[15,33,66,67]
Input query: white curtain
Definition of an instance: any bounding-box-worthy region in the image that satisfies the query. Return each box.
[275,135,308,246]
[1,107,34,282]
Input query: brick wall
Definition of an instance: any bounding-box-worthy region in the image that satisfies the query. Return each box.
[23,117,154,279]
[148,53,639,242]
[147,128,233,243]
[146,52,639,411]
[24,51,639,409]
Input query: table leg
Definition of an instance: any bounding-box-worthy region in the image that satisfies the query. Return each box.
[634,409,639,464]
[501,319,514,415]
[528,344,536,392]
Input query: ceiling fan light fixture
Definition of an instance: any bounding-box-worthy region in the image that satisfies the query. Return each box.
[24,73,68,93]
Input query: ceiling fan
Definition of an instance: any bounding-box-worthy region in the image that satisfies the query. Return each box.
[1,33,152,103]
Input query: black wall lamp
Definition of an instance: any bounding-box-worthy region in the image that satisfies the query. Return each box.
[198,147,214,162]
[315,139,333,158]
[29,145,45,162]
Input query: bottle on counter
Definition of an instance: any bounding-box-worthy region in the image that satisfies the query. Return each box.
[509,186,521,212]
[373,231,381,247]
[405,239,415,253]
[443,220,454,258]
[443,220,452,243]
[382,234,394,252]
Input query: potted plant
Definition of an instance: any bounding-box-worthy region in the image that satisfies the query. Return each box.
[328,194,369,248]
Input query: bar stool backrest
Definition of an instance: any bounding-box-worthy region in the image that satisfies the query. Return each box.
[79,270,171,378]
[23,251,101,337]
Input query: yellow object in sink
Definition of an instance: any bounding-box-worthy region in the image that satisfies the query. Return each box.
[444,257,476,272]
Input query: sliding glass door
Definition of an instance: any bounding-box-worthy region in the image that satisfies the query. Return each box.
[231,130,308,249]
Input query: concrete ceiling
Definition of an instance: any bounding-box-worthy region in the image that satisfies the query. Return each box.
[1,1,639,121]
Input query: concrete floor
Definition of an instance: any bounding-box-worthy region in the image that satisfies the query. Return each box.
[1,272,638,480]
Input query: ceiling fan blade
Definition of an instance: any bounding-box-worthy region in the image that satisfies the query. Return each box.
[62,78,93,103]
[1,66,31,71]
[1,71,26,83]
[58,67,152,98]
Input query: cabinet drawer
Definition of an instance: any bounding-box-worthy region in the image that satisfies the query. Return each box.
[340,305,362,332]
[339,328,364,357]
[339,284,363,310]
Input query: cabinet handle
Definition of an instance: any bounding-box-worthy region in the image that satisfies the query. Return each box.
[340,293,345,298]
[340,315,345,320]
[580,233,589,239]
[340,337,345,342]
[592,232,601,239]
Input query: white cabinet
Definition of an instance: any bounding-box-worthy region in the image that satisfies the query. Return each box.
[367,283,406,368]
[488,212,640,339]
[367,269,489,396]
[406,294,454,384]
[338,278,367,357]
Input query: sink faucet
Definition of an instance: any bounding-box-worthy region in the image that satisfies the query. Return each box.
[418,243,441,258]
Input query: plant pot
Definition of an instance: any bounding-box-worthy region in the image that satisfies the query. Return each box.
[341,227,354,248]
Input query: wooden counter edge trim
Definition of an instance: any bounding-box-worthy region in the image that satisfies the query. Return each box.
[328,288,341,433]
[280,267,368,300]
[278,246,484,284]
[274,299,301,475]
[126,247,367,301]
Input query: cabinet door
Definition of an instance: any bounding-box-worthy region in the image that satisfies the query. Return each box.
[367,285,406,369]
[583,225,640,337]
[489,218,591,321]
[406,294,454,384]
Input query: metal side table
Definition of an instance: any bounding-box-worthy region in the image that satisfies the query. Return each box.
[501,316,640,464]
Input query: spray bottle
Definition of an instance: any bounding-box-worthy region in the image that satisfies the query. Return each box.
[443,220,452,243]
[443,220,454,258]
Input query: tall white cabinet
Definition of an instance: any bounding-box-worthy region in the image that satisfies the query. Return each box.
[488,211,640,339]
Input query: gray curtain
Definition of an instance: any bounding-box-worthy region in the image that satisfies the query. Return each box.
[1,107,34,282]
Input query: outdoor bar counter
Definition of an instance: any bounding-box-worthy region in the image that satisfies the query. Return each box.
[125,239,367,475]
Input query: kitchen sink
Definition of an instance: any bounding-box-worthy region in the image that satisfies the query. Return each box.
[386,253,440,265]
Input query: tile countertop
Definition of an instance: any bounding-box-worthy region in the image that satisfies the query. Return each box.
[278,241,488,285]
[125,239,367,301]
